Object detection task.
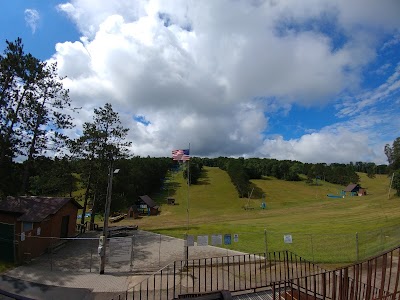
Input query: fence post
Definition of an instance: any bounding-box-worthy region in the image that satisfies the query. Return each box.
[310,234,315,263]
[184,234,188,267]
[90,240,93,272]
[50,238,53,271]
[264,229,268,256]
[355,232,359,262]
[159,233,162,267]
[130,235,134,267]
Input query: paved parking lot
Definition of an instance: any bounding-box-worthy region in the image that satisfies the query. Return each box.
[3,230,246,299]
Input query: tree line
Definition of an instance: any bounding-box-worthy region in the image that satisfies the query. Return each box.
[201,156,392,198]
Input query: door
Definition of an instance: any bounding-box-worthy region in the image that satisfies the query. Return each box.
[0,222,14,262]
[60,215,69,238]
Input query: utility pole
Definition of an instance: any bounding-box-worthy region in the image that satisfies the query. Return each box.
[99,160,119,274]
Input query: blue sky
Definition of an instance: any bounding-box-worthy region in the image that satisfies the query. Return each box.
[0,0,79,59]
[1,0,399,164]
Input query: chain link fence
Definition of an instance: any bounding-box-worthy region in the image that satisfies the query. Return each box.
[183,224,400,264]
[13,224,400,273]
[15,230,241,273]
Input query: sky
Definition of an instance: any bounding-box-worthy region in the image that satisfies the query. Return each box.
[1,0,399,164]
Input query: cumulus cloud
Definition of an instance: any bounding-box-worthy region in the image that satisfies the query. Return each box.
[24,9,40,34]
[53,0,400,162]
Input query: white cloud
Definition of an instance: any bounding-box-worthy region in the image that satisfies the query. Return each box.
[258,130,382,164]
[24,9,40,34]
[336,63,400,117]
[52,0,400,163]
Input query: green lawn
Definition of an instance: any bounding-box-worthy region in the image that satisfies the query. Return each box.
[119,167,400,263]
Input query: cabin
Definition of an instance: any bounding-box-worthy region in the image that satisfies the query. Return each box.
[0,196,82,263]
[135,195,159,216]
[343,184,367,196]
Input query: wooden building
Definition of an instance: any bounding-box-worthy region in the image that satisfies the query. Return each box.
[136,195,159,215]
[344,183,367,196]
[0,196,82,263]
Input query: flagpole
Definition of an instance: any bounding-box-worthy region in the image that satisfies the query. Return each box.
[187,143,190,231]
[184,143,190,263]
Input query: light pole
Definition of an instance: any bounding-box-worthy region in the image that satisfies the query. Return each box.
[99,161,120,274]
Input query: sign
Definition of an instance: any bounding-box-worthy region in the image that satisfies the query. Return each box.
[197,235,209,246]
[21,232,25,241]
[284,235,293,244]
[37,227,41,236]
[233,234,239,243]
[211,234,222,246]
[224,234,231,245]
[186,235,194,247]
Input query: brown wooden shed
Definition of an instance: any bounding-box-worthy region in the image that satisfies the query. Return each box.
[0,196,82,263]
[344,184,367,196]
[136,195,159,215]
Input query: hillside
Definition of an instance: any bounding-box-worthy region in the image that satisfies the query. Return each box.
[119,166,399,263]
[130,167,398,233]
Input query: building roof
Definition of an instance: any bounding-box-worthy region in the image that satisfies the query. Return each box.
[138,195,159,209]
[0,196,83,222]
[344,183,361,192]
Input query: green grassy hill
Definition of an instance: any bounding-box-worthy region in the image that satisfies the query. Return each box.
[125,166,399,263]
[135,167,398,231]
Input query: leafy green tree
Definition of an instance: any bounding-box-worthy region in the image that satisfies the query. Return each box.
[385,137,400,171]
[392,170,400,196]
[28,156,76,196]
[386,137,400,196]
[0,38,44,194]
[20,62,73,193]
[0,38,74,195]
[70,103,131,225]
[365,162,376,178]
[226,159,250,197]
[183,158,203,184]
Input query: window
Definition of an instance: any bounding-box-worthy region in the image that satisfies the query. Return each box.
[22,222,33,232]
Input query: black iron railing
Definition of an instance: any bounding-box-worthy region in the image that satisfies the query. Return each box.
[110,246,400,300]
[110,250,323,300]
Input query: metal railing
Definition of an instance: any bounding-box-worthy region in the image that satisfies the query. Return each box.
[110,245,400,300]
[269,246,400,300]
[110,251,323,300]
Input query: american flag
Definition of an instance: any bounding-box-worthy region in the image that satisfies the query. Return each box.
[172,149,190,161]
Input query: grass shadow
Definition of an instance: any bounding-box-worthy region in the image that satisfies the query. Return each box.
[249,183,265,199]
[194,169,210,185]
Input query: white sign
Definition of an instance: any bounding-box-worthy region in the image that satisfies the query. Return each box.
[197,235,209,246]
[211,234,222,246]
[21,232,25,241]
[186,235,194,247]
[284,235,293,244]
[37,227,41,236]
[233,234,239,243]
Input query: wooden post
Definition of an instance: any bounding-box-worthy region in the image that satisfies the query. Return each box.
[355,232,359,262]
